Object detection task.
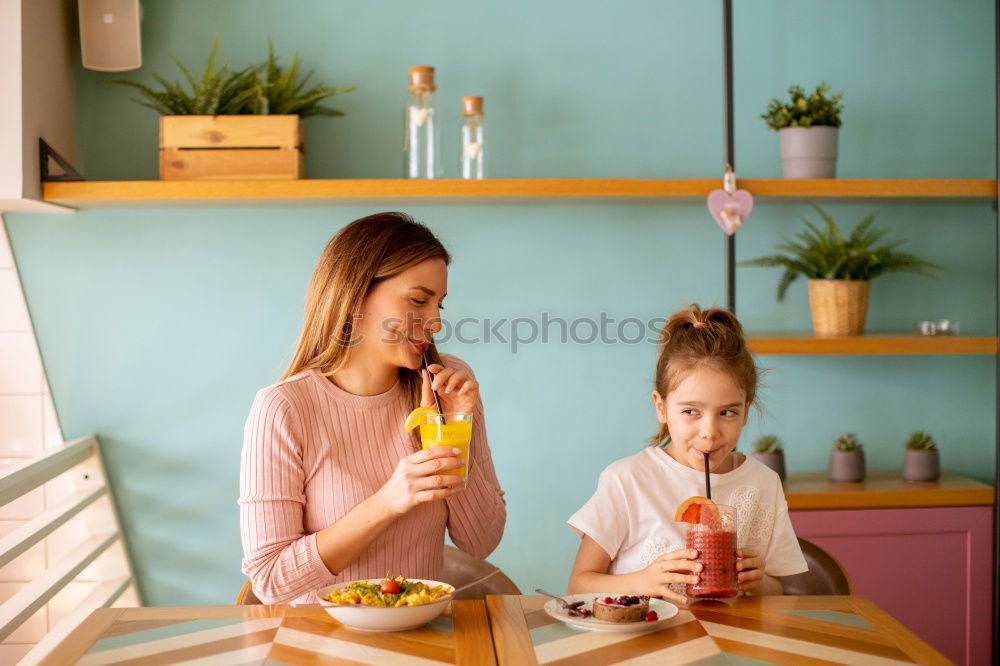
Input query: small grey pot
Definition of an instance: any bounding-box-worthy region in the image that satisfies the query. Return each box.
[903,449,940,482]
[752,451,786,481]
[829,449,865,482]
[779,126,839,178]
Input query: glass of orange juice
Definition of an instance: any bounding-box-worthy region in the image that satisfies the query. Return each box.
[418,412,473,478]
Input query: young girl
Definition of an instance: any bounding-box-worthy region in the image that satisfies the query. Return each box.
[567,305,806,604]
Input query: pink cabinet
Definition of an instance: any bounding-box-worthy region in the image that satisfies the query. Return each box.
[791,506,992,665]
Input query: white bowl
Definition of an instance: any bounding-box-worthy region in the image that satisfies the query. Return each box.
[316,579,454,632]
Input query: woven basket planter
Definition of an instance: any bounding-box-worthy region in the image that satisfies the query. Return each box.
[807,279,870,336]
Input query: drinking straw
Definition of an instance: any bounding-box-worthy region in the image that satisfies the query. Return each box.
[704,452,712,499]
[422,348,445,422]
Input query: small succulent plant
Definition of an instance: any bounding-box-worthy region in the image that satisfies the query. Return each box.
[752,434,783,454]
[761,82,844,130]
[833,433,863,452]
[905,431,937,451]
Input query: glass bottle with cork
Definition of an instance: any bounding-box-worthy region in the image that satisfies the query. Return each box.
[460,96,486,179]
[404,65,441,179]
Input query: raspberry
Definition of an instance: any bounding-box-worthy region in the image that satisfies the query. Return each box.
[645,611,658,622]
[604,597,613,604]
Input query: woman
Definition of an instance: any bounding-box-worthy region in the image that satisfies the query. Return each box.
[239,212,506,604]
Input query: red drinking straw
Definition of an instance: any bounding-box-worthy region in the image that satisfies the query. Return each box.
[704,452,712,499]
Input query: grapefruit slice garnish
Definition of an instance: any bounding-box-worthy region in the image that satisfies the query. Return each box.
[673,495,715,523]
[404,406,438,432]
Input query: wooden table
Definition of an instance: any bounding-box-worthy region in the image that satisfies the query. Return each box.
[40,601,496,666]
[487,595,952,665]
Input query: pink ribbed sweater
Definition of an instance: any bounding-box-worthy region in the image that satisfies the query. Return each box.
[239,355,507,604]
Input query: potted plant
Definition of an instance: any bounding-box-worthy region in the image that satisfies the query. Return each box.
[903,431,940,482]
[750,434,786,481]
[762,82,844,178]
[110,38,356,180]
[829,433,865,482]
[739,204,942,335]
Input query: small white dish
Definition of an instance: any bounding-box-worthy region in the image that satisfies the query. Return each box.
[316,579,454,632]
[543,594,679,633]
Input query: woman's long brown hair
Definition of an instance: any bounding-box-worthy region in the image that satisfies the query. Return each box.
[282,212,451,409]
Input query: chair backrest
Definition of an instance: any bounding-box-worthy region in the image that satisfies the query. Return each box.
[235,545,520,605]
[235,578,261,605]
[781,537,852,596]
[442,545,521,599]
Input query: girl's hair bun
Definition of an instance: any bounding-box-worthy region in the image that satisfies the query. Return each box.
[649,304,759,448]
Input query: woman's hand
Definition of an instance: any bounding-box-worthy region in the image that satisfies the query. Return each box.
[736,548,765,595]
[631,549,702,605]
[422,364,479,413]
[376,447,466,516]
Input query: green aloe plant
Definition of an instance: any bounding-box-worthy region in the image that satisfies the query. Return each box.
[761,82,844,130]
[752,434,783,454]
[833,433,863,452]
[107,37,355,118]
[244,40,357,117]
[905,431,937,451]
[739,204,943,301]
[108,37,257,115]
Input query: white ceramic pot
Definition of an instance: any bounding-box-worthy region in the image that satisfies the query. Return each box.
[779,126,839,178]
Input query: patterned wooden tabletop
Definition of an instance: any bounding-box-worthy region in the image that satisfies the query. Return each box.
[487,595,952,665]
[40,601,497,665]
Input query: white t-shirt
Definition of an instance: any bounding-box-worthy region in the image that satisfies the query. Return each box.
[568,447,807,579]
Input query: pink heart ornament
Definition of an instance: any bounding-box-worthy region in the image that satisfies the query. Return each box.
[707,189,754,236]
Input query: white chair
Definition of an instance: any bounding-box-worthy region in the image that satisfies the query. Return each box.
[0,436,139,663]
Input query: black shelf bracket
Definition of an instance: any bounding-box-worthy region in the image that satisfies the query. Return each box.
[39,138,84,182]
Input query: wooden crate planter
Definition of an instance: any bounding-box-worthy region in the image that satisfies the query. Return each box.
[159,115,304,180]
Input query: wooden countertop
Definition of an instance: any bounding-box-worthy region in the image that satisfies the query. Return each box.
[784,469,995,510]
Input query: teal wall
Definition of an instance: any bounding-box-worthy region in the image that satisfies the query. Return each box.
[5,0,996,606]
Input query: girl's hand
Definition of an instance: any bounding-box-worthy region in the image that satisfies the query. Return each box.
[632,549,702,605]
[422,364,479,414]
[377,446,465,516]
[736,548,765,595]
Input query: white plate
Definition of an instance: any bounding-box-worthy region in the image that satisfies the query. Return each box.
[316,579,454,632]
[543,594,678,633]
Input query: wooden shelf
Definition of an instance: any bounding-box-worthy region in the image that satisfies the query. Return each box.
[748,332,997,355]
[785,469,995,510]
[42,178,997,208]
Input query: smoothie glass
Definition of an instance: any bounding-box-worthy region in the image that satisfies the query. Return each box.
[686,503,738,599]
[418,412,473,478]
